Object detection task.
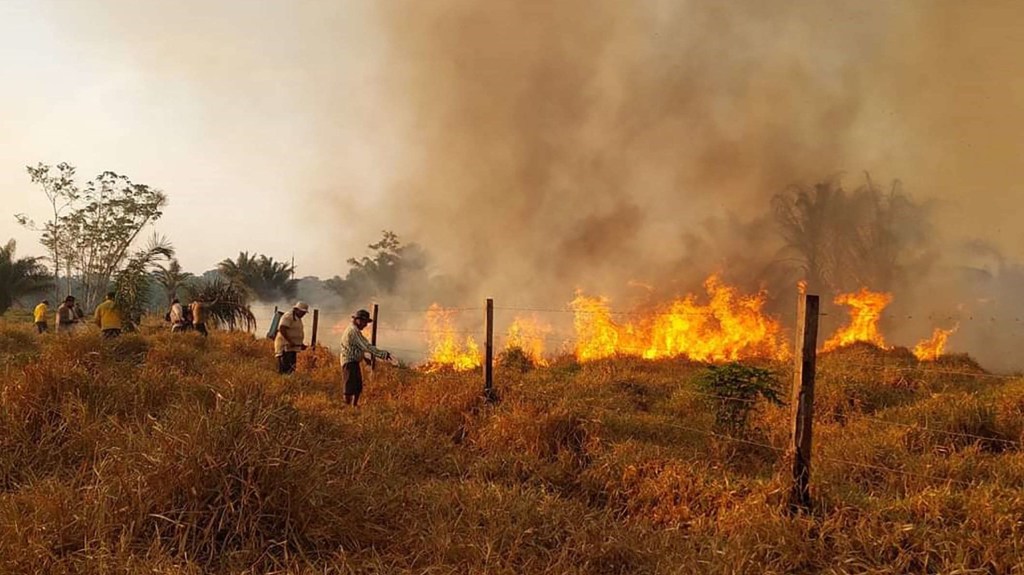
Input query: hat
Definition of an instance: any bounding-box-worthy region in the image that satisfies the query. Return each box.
[352,309,373,322]
[293,301,310,313]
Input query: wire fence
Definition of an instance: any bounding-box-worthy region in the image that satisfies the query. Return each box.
[301,298,1024,494]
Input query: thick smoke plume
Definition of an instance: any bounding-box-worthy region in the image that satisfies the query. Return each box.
[369,0,904,304]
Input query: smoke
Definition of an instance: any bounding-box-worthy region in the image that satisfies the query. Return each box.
[20,1,1024,367]
[364,1,909,297]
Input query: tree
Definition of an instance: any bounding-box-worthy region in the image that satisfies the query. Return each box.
[19,164,168,309]
[184,279,256,332]
[18,162,79,299]
[325,230,428,302]
[218,252,297,302]
[110,235,175,330]
[152,259,192,304]
[0,240,52,315]
[771,175,932,295]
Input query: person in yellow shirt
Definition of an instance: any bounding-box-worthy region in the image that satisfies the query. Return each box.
[94,291,123,338]
[33,299,50,333]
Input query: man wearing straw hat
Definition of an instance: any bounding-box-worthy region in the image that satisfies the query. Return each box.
[275,301,309,374]
[339,308,392,406]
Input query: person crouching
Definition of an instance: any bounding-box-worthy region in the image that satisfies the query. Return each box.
[275,301,309,374]
[94,291,123,338]
[339,309,392,407]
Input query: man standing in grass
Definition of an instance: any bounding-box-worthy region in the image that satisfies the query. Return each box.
[274,301,309,374]
[339,309,392,407]
[190,298,212,336]
[94,291,123,338]
[55,295,79,334]
[33,299,49,333]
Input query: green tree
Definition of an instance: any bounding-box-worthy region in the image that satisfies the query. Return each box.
[0,240,53,316]
[218,252,297,302]
[185,278,256,331]
[19,164,168,309]
[151,259,193,304]
[17,162,79,299]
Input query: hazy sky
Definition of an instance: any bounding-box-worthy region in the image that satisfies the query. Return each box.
[3,0,1024,283]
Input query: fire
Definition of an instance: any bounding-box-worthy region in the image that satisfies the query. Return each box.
[505,316,552,365]
[823,288,892,351]
[913,325,957,361]
[572,275,788,363]
[424,304,481,371]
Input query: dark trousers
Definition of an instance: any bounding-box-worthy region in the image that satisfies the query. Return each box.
[194,322,208,336]
[35,322,48,334]
[278,351,297,374]
[102,328,121,338]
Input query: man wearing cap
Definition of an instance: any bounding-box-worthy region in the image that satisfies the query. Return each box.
[33,299,50,333]
[275,301,309,374]
[339,309,392,406]
[55,295,79,334]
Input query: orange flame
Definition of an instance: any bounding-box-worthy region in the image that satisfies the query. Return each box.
[823,288,892,351]
[572,275,787,363]
[505,315,551,366]
[425,304,481,371]
[913,325,957,361]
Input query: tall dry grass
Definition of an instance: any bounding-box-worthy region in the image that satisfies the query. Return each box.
[1,323,1022,573]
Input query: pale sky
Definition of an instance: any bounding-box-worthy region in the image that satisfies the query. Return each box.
[1,0,399,278]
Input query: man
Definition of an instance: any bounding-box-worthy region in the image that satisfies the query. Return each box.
[168,298,186,332]
[55,295,79,334]
[33,299,49,333]
[190,298,212,336]
[339,309,392,407]
[94,291,123,338]
[275,301,309,374]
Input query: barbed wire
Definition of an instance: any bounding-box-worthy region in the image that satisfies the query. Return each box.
[837,412,1023,448]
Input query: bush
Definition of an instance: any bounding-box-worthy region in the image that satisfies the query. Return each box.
[696,363,783,435]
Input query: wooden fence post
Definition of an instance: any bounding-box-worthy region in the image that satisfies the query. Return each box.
[370,303,380,370]
[484,298,496,402]
[310,309,319,348]
[789,293,820,512]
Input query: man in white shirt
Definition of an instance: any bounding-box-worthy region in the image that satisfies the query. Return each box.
[339,308,391,406]
[169,298,186,332]
[275,301,309,374]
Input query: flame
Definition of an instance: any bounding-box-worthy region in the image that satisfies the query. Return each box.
[913,325,958,361]
[425,304,481,371]
[572,275,787,363]
[823,288,892,351]
[505,315,551,365]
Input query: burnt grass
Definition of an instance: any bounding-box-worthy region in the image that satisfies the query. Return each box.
[2,325,1023,573]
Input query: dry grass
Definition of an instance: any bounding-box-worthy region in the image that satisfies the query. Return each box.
[1,323,1023,573]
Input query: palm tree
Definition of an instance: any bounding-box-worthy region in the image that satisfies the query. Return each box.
[111,235,175,330]
[218,252,297,302]
[0,239,52,315]
[185,279,256,332]
[152,259,193,304]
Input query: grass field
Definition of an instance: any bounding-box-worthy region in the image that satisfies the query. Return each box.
[1,321,1023,573]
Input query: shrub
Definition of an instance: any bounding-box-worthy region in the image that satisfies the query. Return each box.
[696,363,783,435]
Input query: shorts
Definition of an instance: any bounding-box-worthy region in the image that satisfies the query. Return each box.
[342,361,363,396]
[35,322,48,334]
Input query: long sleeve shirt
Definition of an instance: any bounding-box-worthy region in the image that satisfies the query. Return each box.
[340,323,388,365]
